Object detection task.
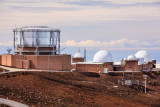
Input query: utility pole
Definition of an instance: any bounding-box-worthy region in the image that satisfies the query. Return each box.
[143,75,147,93]
[84,48,86,62]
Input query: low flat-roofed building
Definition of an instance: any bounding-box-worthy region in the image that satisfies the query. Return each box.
[0,26,71,71]
[1,54,71,71]
[74,62,113,73]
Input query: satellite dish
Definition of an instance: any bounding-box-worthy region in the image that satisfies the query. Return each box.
[7,47,12,54]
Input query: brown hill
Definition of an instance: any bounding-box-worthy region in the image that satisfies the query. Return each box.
[0,71,160,107]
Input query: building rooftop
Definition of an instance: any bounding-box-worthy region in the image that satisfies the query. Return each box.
[72,62,104,65]
[13,26,60,32]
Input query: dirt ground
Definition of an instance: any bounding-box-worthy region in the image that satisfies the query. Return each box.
[0,71,160,107]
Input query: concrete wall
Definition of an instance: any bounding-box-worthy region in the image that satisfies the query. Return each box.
[142,62,153,70]
[1,54,71,71]
[16,60,30,69]
[75,62,113,73]
[113,65,124,71]
[72,58,84,63]
[138,65,143,71]
[36,55,63,71]
[103,62,113,71]
[1,54,13,67]
[76,64,102,73]
[62,55,72,71]
[124,60,139,71]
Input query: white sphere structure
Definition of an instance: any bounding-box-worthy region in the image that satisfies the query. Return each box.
[93,50,113,63]
[74,52,82,58]
[135,51,152,63]
[138,58,144,65]
[127,55,137,60]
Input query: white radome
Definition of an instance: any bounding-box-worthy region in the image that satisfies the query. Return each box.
[138,58,144,65]
[135,51,152,63]
[74,52,82,58]
[93,50,113,63]
[127,55,137,60]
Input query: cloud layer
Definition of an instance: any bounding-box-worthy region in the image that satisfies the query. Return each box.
[1,38,160,50]
[61,38,160,50]
[1,0,160,26]
[0,0,160,46]
[0,41,13,46]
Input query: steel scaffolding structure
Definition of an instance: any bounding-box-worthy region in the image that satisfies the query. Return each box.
[13,26,61,55]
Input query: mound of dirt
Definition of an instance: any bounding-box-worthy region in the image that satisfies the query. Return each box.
[0,71,160,107]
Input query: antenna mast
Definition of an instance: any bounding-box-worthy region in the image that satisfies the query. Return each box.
[84,48,86,62]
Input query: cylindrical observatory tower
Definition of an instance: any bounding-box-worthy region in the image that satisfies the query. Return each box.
[13,26,60,55]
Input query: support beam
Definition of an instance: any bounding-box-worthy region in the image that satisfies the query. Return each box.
[13,27,61,55]
[20,31,22,47]
[13,31,16,54]
[22,31,24,47]
[52,31,55,55]
[19,30,23,55]
[36,30,39,55]
[50,31,52,47]
[58,31,60,55]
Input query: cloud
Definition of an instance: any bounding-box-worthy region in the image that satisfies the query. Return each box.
[0,38,160,51]
[0,0,160,43]
[65,40,77,46]
[0,0,159,30]
[62,0,160,7]
[154,40,160,45]
[9,6,79,12]
[61,38,160,50]
[0,41,13,46]
[107,0,160,4]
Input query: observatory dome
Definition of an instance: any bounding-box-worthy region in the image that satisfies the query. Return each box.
[138,58,144,65]
[74,52,82,58]
[127,55,137,60]
[135,51,152,63]
[93,50,113,63]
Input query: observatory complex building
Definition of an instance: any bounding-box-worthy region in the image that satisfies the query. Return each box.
[0,26,71,71]
[13,26,61,55]
[0,26,157,73]
[72,50,156,73]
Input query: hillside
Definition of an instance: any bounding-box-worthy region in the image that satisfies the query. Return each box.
[0,71,160,107]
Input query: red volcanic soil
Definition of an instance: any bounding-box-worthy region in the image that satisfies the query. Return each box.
[0,71,160,107]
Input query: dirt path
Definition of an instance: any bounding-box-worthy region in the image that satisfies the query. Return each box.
[0,65,48,72]
[0,98,28,107]
[0,65,71,73]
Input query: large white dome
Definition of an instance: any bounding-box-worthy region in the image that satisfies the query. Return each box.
[93,50,113,63]
[138,58,144,65]
[135,51,152,63]
[127,55,137,60]
[74,52,82,58]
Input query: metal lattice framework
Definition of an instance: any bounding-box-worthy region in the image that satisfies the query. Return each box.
[13,26,61,55]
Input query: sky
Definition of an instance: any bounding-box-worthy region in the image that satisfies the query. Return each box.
[0,0,160,50]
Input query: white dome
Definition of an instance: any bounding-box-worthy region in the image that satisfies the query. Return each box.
[127,55,137,60]
[135,51,152,63]
[93,50,113,63]
[74,52,82,58]
[138,58,144,65]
